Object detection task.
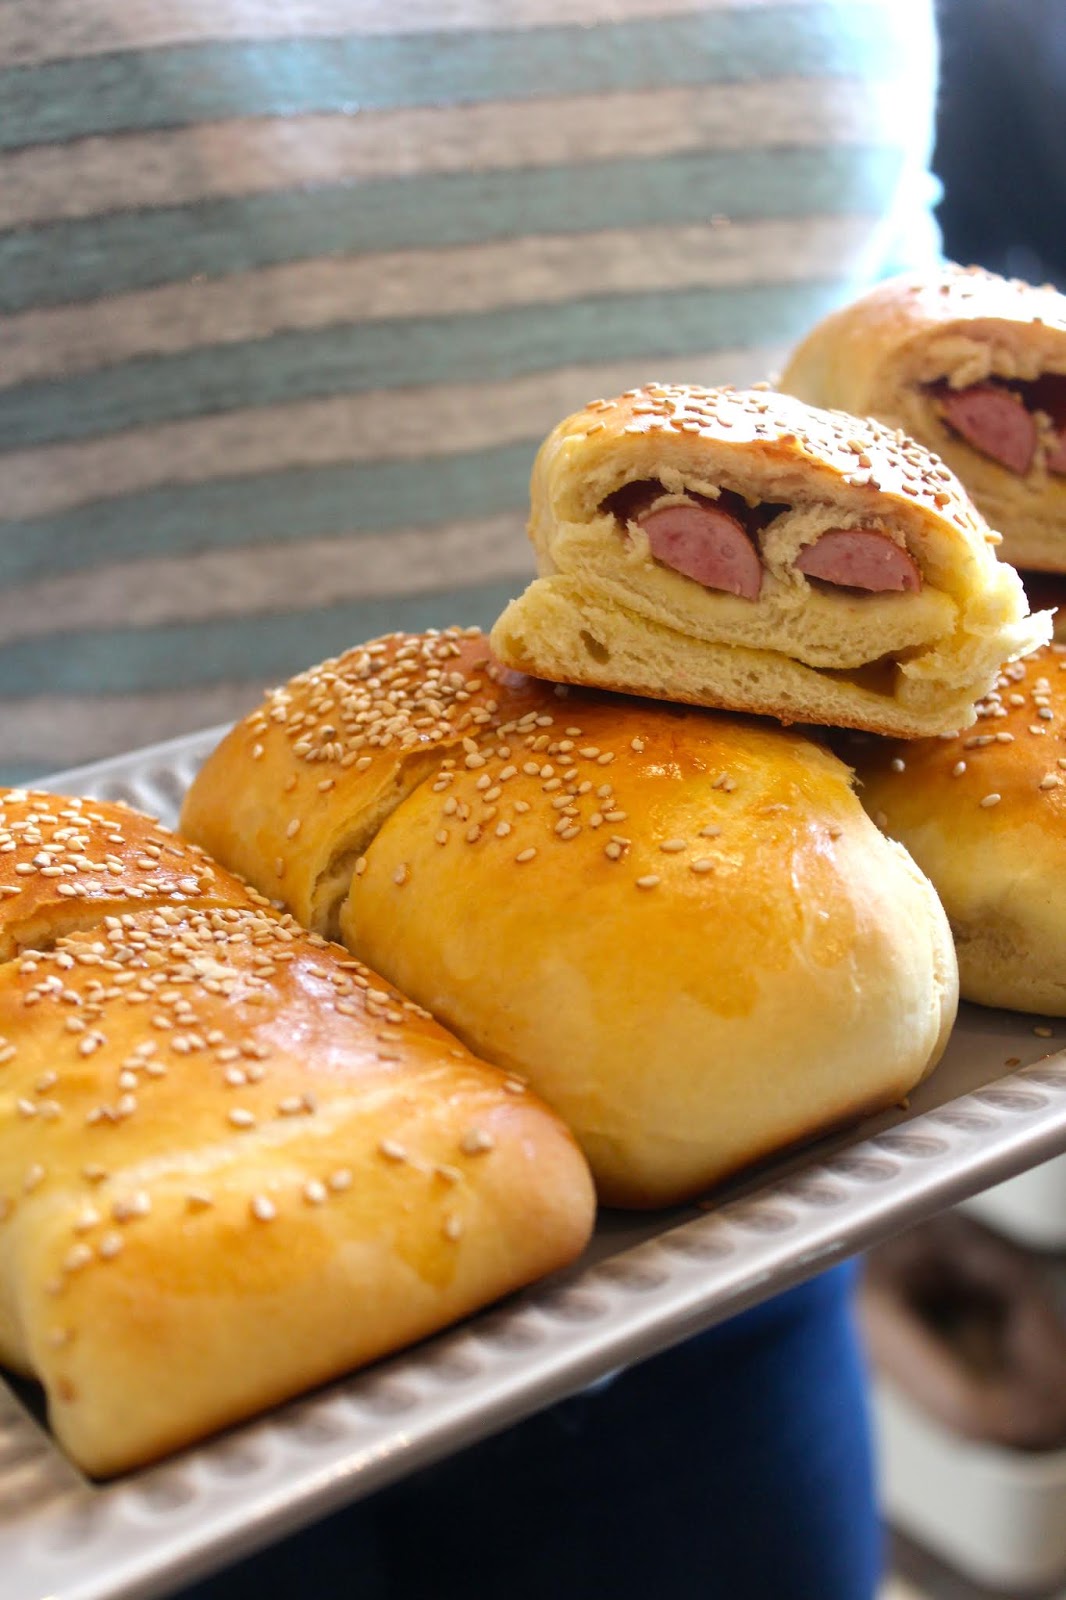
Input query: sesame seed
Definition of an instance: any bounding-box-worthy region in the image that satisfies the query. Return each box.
[97,1232,124,1259]
[393,863,410,886]
[442,1215,463,1242]
[1039,774,1062,790]
[515,847,537,864]
[951,761,967,777]
[635,874,661,890]
[690,859,715,874]
[328,1169,353,1193]
[379,1138,407,1161]
[303,1179,328,1205]
[112,1192,150,1222]
[63,1244,94,1274]
[659,839,687,853]
[250,1195,277,1222]
[460,1128,495,1155]
[890,757,906,772]
[228,1107,256,1129]
[979,793,1002,808]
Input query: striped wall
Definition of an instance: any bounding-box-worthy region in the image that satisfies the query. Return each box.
[0,0,940,775]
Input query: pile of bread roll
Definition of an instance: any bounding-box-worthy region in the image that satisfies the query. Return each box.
[5,263,1064,1478]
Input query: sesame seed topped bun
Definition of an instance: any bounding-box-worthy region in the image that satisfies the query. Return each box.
[781,264,1066,573]
[0,893,592,1475]
[151,632,930,1206]
[341,683,956,1205]
[845,641,1066,1015]
[489,382,1048,738]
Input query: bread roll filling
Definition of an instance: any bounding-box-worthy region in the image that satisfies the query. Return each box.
[563,472,951,675]
[602,478,923,599]
[927,374,1066,478]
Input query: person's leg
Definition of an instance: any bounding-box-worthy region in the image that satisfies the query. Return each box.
[170,1265,878,1600]
[375,1262,880,1600]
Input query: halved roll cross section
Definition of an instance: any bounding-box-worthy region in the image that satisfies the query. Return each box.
[602,478,922,599]
[489,382,1048,739]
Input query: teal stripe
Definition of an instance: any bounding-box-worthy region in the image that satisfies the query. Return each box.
[0,278,856,450]
[0,764,54,787]
[0,144,902,316]
[0,444,536,587]
[1,6,905,150]
[0,583,523,697]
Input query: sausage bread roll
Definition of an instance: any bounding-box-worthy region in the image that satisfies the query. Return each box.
[0,789,594,1475]
[488,383,1047,738]
[846,642,1066,1015]
[781,265,1066,573]
[184,632,958,1209]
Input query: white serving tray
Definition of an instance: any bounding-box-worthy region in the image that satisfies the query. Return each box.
[5,728,1066,1600]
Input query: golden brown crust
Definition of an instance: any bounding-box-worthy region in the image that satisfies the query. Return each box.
[0,791,595,1476]
[781,265,1066,572]
[0,788,259,959]
[180,628,546,934]
[845,643,1066,1013]
[337,684,957,1206]
[490,383,1047,737]
[538,379,998,540]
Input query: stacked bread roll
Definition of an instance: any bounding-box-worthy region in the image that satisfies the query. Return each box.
[183,626,957,1209]
[0,786,594,1475]
[488,382,1047,738]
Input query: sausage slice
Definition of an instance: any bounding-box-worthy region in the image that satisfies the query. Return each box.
[639,503,762,600]
[935,383,1037,475]
[795,529,922,593]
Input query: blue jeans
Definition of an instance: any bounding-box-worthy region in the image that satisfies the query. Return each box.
[181,1263,880,1599]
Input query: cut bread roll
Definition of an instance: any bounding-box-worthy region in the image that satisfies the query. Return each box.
[0,789,594,1476]
[781,264,1066,573]
[845,643,1066,1014]
[489,384,1048,739]
[184,631,958,1209]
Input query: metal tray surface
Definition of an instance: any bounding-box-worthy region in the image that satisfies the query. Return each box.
[4,729,1066,1600]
